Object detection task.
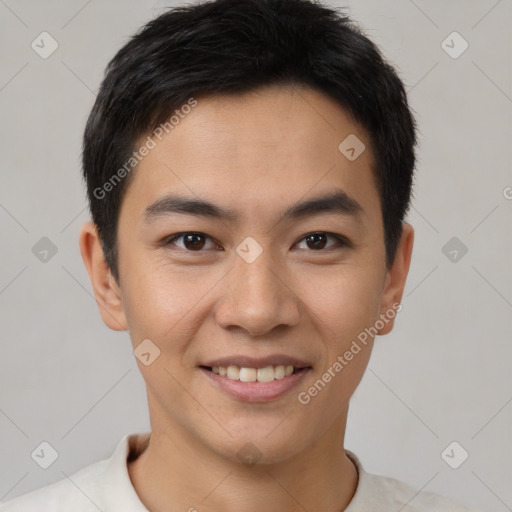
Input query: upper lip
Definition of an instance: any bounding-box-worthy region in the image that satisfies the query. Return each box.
[201,355,312,369]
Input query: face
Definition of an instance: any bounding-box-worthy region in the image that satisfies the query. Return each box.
[81,84,413,464]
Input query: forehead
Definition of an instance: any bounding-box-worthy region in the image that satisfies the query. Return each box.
[119,84,380,227]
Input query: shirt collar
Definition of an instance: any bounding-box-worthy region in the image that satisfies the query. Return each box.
[101,432,150,512]
[102,432,370,511]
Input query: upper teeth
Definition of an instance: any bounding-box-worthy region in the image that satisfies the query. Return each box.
[211,365,295,382]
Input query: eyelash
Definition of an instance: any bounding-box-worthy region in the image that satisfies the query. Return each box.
[163,231,351,252]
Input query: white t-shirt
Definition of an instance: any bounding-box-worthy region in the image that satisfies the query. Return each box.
[0,432,474,511]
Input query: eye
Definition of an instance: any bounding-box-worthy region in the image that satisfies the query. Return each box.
[164,231,350,252]
[164,232,220,251]
[294,232,350,251]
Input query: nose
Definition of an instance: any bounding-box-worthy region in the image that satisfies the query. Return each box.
[214,250,301,337]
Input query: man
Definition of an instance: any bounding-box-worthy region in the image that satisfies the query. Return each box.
[1,0,474,510]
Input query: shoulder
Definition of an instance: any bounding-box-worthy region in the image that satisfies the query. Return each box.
[362,471,475,511]
[346,450,476,512]
[0,433,148,512]
[0,458,108,512]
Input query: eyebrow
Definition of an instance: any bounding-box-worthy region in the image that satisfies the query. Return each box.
[143,188,364,225]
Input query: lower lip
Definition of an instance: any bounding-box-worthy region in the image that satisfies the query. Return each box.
[199,367,311,402]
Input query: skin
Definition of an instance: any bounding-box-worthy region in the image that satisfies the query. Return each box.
[80,83,414,512]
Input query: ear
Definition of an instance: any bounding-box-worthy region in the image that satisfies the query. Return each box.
[377,223,414,335]
[79,221,128,331]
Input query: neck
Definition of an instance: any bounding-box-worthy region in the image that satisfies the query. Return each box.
[128,406,358,512]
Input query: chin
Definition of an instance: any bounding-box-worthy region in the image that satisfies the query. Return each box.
[208,427,313,466]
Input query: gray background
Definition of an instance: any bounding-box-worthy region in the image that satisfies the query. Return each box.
[0,0,510,510]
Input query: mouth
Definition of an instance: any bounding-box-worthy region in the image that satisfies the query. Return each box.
[198,358,312,402]
[199,364,307,382]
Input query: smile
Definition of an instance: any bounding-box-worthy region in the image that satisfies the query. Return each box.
[204,364,297,382]
[199,364,311,402]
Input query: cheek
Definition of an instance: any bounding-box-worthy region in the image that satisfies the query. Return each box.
[121,275,180,341]
[294,270,378,421]
[297,262,383,340]
[119,253,222,356]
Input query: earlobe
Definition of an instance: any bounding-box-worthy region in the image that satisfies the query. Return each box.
[79,221,128,331]
[377,223,414,335]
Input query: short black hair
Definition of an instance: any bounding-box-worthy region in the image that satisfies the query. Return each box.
[82,0,417,284]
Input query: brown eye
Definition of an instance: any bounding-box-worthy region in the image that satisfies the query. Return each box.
[305,233,328,250]
[165,232,217,251]
[295,232,349,251]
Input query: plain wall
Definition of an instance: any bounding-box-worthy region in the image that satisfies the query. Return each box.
[0,1,510,510]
